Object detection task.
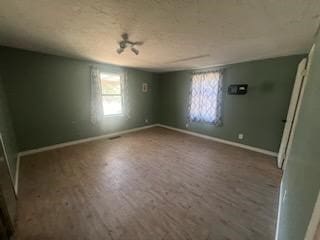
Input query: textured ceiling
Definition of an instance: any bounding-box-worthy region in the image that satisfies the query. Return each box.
[0,0,320,72]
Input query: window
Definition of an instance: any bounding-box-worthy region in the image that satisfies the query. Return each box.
[100,73,123,116]
[189,71,223,125]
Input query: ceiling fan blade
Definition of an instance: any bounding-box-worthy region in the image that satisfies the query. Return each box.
[117,48,124,54]
[131,47,139,55]
[133,41,144,46]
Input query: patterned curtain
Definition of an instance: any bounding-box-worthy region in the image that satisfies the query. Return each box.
[188,70,223,125]
[90,66,103,124]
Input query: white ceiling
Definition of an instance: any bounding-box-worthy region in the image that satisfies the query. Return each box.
[0,0,319,72]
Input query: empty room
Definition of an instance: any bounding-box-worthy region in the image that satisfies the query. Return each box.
[0,1,320,240]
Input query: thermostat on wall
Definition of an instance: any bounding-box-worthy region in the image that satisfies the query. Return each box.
[228,84,248,95]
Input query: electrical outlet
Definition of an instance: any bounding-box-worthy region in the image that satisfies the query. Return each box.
[145,119,149,123]
[186,123,189,128]
[142,83,148,92]
[238,133,244,140]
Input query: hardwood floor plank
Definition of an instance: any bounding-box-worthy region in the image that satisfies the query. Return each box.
[15,127,282,240]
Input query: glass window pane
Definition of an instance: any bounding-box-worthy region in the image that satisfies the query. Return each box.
[100,73,121,94]
[102,96,122,115]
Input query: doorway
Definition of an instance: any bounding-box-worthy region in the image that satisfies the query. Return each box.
[0,134,16,238]
[278,45,315,169]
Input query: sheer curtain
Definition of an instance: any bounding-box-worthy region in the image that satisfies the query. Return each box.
[188,70,223,125]
[121,71,131,119]
[90,66,103,124]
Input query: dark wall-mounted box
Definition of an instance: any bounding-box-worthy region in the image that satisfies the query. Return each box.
[228,84,248,95]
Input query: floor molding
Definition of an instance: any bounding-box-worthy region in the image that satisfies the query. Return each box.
[19,124,157,157]
[14,123,277,196]
[14,124,156,195]
[156,124,278,157]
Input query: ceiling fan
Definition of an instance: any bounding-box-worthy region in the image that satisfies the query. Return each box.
[117,33,143,55]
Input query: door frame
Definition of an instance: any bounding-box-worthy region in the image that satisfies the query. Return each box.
[281,44,315,170]
[277,58,307,168]
[304,191,320,240]
[0,134,16,197]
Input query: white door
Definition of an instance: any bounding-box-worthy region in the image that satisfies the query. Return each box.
[277,58,307,168]
[277,45,315,169]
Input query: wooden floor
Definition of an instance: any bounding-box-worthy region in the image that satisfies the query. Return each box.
[16,127,282,240]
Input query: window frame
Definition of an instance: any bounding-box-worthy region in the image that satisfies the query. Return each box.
[100,72,124,117]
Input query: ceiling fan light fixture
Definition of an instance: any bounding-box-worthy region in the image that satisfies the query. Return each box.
[119,41,126,49]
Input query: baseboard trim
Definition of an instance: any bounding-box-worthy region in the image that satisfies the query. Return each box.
[14,124,157,196]
[156,124,278,157]
[14,123,277,195]
[19,124,157,157]
[14,154,20,195]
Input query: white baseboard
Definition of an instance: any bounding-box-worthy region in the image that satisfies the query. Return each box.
[19,123,277,158]
[19,124,157,157]
[14,124,157,195]
[156,124,278,157]
[14,124,157,196]
[14,123,277,195]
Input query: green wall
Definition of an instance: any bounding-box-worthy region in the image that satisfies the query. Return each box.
[0,75,18,179]
[158,55,305,152]
[0,47,304,154]
[276,37,320,240]
[0,47,159,151]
